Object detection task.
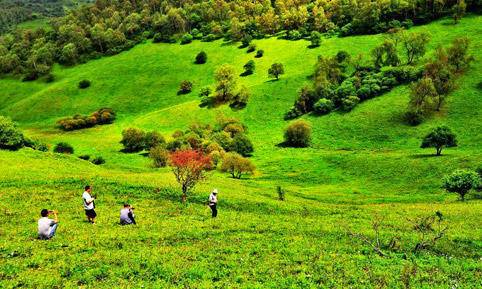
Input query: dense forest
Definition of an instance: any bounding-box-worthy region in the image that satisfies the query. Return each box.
[0,0,480,80]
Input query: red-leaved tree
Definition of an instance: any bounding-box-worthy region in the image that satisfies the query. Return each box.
[170,149,212,203]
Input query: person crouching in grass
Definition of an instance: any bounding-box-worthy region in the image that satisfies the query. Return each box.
[120,204,136,225]
[82,185,96,224]
[38,209,59,240]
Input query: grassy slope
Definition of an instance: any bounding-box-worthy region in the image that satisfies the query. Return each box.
[0,16,481,288]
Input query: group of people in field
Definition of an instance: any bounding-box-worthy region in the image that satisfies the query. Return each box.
[38,185,219,240]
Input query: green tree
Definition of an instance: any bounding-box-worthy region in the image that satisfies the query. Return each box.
[402,32,430,64]
[446,37,472,72]
[443,169,478,201]
[408,77,438,117]
[214,64,238,103]
[452,0,466,24]
[221,152,256,179]
[0,116,24,150]
[284,120,311,148]
[421,126,457,156]
[230,133,254,157]
[268,63,285,80]
[120,128,146,153]
[310,31,322,47]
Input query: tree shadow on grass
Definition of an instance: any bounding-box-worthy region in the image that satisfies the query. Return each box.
[408,153,446,159]
[307,44,320,49]
[239,71,253,77]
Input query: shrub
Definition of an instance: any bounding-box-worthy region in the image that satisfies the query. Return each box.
[91,156,105,165]
[199,87,211,97]
[243,60,255,75]
[180,33,193,44]
[287,30,302,40]
[443,169,479,201]
[313,98,334,115]
[421,126,457,156]
[247,44,256,53]
[24,138,49,152]
[78,79,91,89]
[268,63,285,80]
[179,80,193,94]
[310,31,322,47]
[45,74,55,83]
[341,95,360,111]
[255,50,264,58]
[144,131,165,150]
[221,152,256,179]
[54,142,74,154]
[404,110,424,126]
[231,86,250,108]
[230,133,254,157]
[0,116,25,150]
[241,35,252,47]
[284,120,311,147]
[195,51,207,64]
[149,146,169,168]
[79,155,91,160]
[120,128,146,153]
[152,33,163,43]
[57,108,115,131]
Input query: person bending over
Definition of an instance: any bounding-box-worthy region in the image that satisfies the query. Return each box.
[38,209,58,240]
[208,189,218,218]
[120,204,136,225]
[82,185,96,224]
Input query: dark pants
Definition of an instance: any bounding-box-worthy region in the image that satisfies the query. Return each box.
[209,204,217,218]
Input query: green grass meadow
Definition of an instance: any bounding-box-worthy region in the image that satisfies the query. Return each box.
[0,16,481,288]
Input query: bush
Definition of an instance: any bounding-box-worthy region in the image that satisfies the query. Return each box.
[180,33,193,44]
[243,60,255,75]
[255,50,264,58]
[341,95,360,111]
[220,152,256,179]
[443,169,479,201]
[404,111,424,126]
[120,128,146,153]
[54,142,74,154]
[310,31,322,47]
[45,74,55,83]
[287,30,302,40]
[149,146,169,168]
[284,120,311,147]
[152,33,163,43]
[230,133,254,157]
[241,35,252,47]
[313,98,334,115]
[91,156,105,165]
[268,63,285,80]
[144,131,165,150]
[57,108,116,131]
[247,44,256,53]
[179,80,193,94]
[79,155,91,160]
[78,79,91,89]
[0,116,25,150]
[199,87,211,97]
[195,51,207,64]
[24,138,49,152]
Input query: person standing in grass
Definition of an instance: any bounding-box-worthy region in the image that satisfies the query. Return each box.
[82,185,97,224]
[208,189,218,218]
[38,209,59,240]
[120,204,136,225]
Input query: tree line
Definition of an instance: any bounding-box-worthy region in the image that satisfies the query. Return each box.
[0,0,478,80]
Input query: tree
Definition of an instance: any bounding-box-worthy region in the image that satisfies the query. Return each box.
[443,169,478,201]
[408,77,438,117]
[313,98,334,115]
[214,64,237,103]
[120,128,146,152]
[0,116,24,150]
[452,0,466,24]
[144,131,165,150]
[149,146,169,167]
[243,60,255,75]
[179,80,193,94]
[230,133,254,157]
[170,150,211,203]
[53,142,74,154]
[421,126,457,156]
[195,51,207,64]
[446,37,472,72]
[310,31,322,47]
[284,120,311,147]
[268,63,285,80]
[402,32,430,64]
[221,152,256,179]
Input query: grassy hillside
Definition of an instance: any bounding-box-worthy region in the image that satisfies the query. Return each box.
[0,16,481,288]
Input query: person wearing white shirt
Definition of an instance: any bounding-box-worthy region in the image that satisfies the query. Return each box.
[38,209,59,240]
[82,185,97,224]
[208,189,218,218]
